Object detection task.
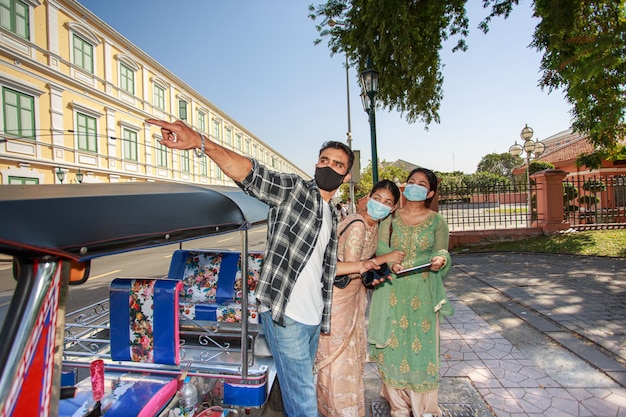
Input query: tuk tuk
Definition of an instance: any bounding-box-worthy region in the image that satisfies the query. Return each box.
[0,183,279,416]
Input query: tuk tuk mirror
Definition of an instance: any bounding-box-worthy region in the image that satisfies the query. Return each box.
[13,258,91,285]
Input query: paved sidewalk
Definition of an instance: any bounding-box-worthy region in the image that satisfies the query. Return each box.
[364,252,626,417]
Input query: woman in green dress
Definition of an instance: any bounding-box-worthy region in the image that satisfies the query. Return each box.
[369,167,453,417]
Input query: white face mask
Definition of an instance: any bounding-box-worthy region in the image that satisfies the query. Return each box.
[403,184,429,201]
[366,199,392,220]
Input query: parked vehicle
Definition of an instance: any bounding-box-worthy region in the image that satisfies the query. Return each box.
[0,183,278,416]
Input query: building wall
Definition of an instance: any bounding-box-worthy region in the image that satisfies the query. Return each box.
[0,0,308,185]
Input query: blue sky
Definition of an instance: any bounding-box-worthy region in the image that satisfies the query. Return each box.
[77,0,573,176]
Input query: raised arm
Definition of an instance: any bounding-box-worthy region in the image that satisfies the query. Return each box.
[146,119,252,182]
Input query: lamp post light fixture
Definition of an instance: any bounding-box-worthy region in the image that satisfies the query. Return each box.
[360,57,379,184]
[508,124,545,221]
[55,166,65,183]
[76,169,84,184]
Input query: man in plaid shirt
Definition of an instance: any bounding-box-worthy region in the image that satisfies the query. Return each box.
[147,118,374,417]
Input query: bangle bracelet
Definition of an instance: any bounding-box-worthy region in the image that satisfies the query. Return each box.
[194,133,205,157]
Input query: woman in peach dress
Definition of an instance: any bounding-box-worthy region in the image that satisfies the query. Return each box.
[316,180,404,417]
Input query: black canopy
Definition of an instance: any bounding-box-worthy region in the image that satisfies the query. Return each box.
[0,183,268,261]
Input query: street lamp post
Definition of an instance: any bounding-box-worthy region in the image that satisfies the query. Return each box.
[360,57,379,184]
[509,124,545,221]
[76,169,84,184]
[328,18,356,213]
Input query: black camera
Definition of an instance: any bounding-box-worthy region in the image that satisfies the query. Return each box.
[361,263,392,286]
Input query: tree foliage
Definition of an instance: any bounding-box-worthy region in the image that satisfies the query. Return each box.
[309,0,470,126]
[309,0,626,168]
[530,0,626,167]
[339,160,409,202]
[529,160,555,175]
[476,152,523,179]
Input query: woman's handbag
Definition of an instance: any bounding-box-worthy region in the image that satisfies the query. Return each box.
[334,218,365,289]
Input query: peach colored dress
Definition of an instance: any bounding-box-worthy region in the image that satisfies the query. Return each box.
[316,213,379,417]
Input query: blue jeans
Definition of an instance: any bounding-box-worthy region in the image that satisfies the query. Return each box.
[260,310,321,417]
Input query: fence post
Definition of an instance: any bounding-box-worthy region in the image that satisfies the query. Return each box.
[532,169,570,233]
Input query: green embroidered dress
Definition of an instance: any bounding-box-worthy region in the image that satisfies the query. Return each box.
[369,211,453,393]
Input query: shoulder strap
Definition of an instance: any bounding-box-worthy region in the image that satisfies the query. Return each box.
[338,218,365,237]
[389,211,396,246]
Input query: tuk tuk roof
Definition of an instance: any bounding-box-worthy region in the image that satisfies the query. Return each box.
[0,183,268,261]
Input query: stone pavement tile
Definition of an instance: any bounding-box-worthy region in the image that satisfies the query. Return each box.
[441,339,481,361]
[480,359,557,389]
[506,387,553,414]
[541,386,602,417]
[583,388,626,416]
[549,331,626,372]
[468,338,526,361]
[447,322,502,339]
[467,367,508,390]
[441,359,499,380]
[606,371,626,388]
[479,387,525,416]
[576,395,624,416]
[460,337,518,364]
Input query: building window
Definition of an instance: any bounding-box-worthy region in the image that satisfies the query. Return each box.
[178,100,187,122]
[76,112,97,152]
[213,120,221,141]
[123,128,138,161]
[235,133,242,150]
[73,34,94,73]
[225,128,232,146]
[181,150,190,172]
[197,111,206,132]
[8,176,38,184]
[0,0,29,39]
[156,141,168,167]
[2,87,34,139]
[154,84,165,111]
[199,157,207,176]
[119,63,135,95]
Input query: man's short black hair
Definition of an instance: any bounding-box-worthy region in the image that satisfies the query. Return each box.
[319,141,354,173]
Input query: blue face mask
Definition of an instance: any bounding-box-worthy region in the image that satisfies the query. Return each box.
[403,184,429,201]
[366,198,392,220]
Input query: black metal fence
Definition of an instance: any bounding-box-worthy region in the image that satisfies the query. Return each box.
[437,174,626,231]
[437,178,539,231]
[563,174,626,228]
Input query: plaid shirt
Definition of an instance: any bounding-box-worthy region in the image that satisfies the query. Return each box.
[238,159,338,333]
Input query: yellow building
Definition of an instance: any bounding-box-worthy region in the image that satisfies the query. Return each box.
[0,0,308,185]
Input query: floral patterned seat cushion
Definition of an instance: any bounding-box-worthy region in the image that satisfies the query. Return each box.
[179,252,223,303]
[169,250,263,323]
[234,252,263,303]
[109,278,182,365]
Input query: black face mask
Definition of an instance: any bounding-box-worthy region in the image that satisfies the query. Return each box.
[315,166,346,191]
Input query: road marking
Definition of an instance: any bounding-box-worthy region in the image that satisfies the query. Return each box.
[89,270,122,280]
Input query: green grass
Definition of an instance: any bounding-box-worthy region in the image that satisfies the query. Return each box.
[452,229,626,258]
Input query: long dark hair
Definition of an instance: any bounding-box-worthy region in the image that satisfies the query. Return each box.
[406,167,438,206]
[370,179,401,205]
